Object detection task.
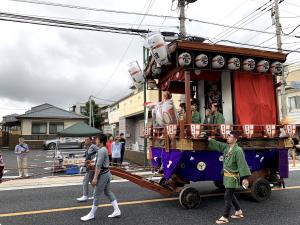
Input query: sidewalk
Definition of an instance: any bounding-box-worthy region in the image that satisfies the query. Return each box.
[0,171,157,191]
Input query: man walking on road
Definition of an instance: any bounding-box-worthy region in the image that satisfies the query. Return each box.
[77,137,98,202]
[119,133,126,164]
[208,131,251,224]
[14,137,30,177]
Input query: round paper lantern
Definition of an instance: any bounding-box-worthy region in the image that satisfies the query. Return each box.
[151,63,162,75]
[128,61,144,86]
[146,32,169,66]
[270,61,283,74]
[257,60,270,73]
[227,57,240,70]
[195,54,208,68]
[242,58,255,71]
[178,52,192,67]
[212,55,225,69]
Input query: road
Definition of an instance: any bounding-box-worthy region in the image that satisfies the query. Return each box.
[0,171,300,225]
[1,149,86,178]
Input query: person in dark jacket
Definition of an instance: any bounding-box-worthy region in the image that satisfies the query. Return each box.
[119,133,126,164]
[0,150,4,183]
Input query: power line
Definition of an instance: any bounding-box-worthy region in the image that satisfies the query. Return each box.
[282,24,300,35]
[212,0,273,41]
[5,0,300,38]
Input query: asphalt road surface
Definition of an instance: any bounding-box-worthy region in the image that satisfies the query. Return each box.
[0,171,300,225]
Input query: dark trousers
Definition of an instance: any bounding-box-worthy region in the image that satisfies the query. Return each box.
[112,158,121,167]
[120,149,125,164]
[223,188,241,218]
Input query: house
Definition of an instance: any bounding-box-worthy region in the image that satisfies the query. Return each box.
[70,103,87,115]
[18,103,88,137]
[285,68,300,136]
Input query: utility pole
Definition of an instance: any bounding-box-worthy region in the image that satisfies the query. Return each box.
[178,0,186,36]
[89,96,92,126]
[274,0,287,119]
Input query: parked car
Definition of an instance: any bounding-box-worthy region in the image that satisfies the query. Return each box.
[43,137,85,150]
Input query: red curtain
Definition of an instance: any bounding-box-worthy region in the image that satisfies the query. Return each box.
[233,72,277,125]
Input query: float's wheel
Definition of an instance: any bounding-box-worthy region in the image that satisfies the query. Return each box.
[250,178,271,202]
[179,187,201,209]
[213,181,225,191]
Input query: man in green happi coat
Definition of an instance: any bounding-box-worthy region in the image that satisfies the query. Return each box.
[191,101,201,124]
[208,131,251,224]
[210,102,225,124]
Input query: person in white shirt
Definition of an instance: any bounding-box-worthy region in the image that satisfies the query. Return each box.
[14,137,30,177]
[111,137,121,166]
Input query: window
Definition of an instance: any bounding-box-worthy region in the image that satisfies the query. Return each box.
[32,123,47,134]
[80,106,86,114]
[289,96,300,111]
[49,122,64,134]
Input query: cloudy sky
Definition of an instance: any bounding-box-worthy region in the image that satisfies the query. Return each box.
[0,0,299,119]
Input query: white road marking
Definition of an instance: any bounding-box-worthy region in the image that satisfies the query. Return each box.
[0,177,161,191]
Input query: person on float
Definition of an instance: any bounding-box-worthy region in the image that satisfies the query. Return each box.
[208,131,251,224]
[191,100,201,124]
[210,102,225,124]
[81,134,121,221]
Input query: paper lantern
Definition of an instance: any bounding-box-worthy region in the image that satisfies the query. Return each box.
[270,61,283,75]
[146,32,169,66]
[219,124,231,139]
[243,124,254,138]
[284,124,296,138]
[257,60,269,73]
[227,57,240,70]
[178,52,192,67]
[128,61,144,86]
[212,55,225,69]
[166,124,177,139]
[195,54,208,68]
[265,124,276,138]
[242,58,255,71]
[190,124,201,139]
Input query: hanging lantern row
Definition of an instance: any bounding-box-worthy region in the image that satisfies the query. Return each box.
[128,61,145,88]
[177,52,283,74]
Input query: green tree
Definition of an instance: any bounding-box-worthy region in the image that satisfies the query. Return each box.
[83,100,102,129]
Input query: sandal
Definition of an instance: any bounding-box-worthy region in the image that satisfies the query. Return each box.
[216,217,229,224]
[231,213,244,219]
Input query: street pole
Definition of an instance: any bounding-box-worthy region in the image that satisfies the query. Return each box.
[143,46,148,168]
[274,0,287,119]
[178,0,186,36]
[89,96,92,126]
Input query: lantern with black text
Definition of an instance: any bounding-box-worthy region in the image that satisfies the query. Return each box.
[144,127,152,138]
[284,124,296,138]
[166,124,177,139]
[257,60,269,73]
[212,55,225,69]
[243,124,254,138]
[128,61,144,88]
[220,124,231,139]
[190,124,201,139]
[227,57,240,70]
[243,58,255,71]
[146,32,169,66]
[195,54,208,68]
[265,124,276,138]
[270,61,283,75]
[178,52,192,67]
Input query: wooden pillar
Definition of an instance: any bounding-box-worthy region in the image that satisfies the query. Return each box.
[185,71,192,125]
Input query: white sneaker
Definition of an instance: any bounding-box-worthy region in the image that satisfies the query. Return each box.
[108,209,121,218]
[77,196,88,202]
[80,213,95,221]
